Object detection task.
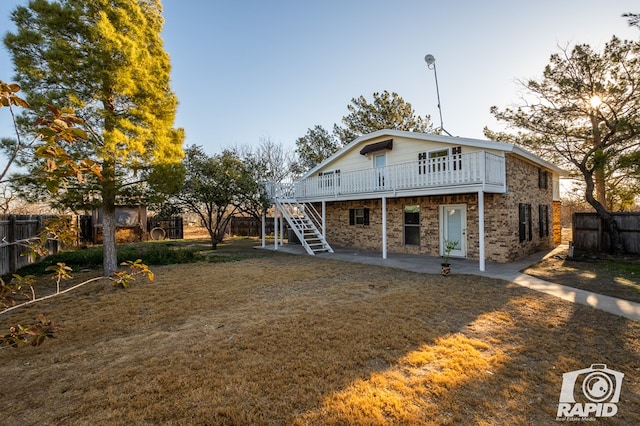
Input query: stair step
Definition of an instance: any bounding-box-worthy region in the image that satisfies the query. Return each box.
[275,197,333,256]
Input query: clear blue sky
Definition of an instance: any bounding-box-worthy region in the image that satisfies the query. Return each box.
[1,0,639,156]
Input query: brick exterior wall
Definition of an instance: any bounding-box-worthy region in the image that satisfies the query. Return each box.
[500,154,556,260]
[315,154,557,263]
[553,200,562,245]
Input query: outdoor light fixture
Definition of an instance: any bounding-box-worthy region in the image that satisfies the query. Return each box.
[425,54,452,136]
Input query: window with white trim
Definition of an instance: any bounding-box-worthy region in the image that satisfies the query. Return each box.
[404,205,420,245]
[418,146,462,174]
[349,207,369,225]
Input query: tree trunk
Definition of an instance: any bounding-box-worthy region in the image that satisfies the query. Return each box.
[602,215,622,253]
[583,167,622,253]
[103,210,118,276]
[101,156,118,276]
[590,113,607,207]
[594,168,606,207]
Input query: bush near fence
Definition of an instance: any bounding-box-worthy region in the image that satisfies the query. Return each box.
[0,214,59,276]
[0,214,281,275]
[572,212,640,254]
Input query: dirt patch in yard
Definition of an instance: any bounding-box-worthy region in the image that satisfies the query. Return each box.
[1,239,638,424]
[522,246,640,304]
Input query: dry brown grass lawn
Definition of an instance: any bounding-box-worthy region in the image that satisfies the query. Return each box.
[1,238,639,425]
[523,247,640,304]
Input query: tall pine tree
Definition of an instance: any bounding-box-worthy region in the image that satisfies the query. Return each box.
[4,0,184,275]
[488,37,640,252]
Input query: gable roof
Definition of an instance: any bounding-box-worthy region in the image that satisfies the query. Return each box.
[302,129,567,178]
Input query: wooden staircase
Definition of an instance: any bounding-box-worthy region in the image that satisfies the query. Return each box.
[274,198,333,255]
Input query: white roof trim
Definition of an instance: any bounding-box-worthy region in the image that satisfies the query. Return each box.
[302,129,567,178]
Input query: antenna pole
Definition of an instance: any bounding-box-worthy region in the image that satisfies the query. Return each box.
[425,54,452,136]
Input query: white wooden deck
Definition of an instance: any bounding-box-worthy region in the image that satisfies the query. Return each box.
[265,150,506,202]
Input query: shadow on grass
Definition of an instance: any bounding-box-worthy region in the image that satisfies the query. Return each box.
[290,276,640,424]
[524,248,640,304]
[1,240,638,424]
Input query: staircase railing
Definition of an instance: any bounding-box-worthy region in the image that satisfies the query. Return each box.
[274,198,333,255]
[301,202,323,234]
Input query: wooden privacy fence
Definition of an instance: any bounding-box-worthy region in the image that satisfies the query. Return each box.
[0,214,59,276]
[229,216,283,237]
[572,212,640,254]
[147,216,184,240]
[146,216,282,239]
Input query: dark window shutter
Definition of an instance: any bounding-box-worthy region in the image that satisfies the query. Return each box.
[538,169,542,189]
[418,152,426,175]
[539,205,544,237]
[539,205,549,237]
[519,203,532,242]
[363,208,370,225]
[538,169,548,189]
[349,208,355,225]
[545,205,549,236]
[527,204,532,241]
[519,204,526,242]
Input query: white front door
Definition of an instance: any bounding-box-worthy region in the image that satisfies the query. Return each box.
[374,153,386,189]
[441,204,467,257]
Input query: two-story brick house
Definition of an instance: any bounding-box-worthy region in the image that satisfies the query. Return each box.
[264,129,565,271]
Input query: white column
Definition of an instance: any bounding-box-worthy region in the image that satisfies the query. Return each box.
[274,207,278,250]
[280,215,284,244]
[261,209,266,248]
[382,196,387,259]
[322,200,326,240]
[478,190,485,271]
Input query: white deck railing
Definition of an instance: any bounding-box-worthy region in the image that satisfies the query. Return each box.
[265,151,505,200]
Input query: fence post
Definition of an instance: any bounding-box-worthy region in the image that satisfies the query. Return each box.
[8,214,17,274]
[177,216,183,239]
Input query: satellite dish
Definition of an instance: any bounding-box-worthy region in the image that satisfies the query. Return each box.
[424,54,435,66]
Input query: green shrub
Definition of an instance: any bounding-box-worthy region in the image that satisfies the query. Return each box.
[117,245,204,265]
[15,243,205,276]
